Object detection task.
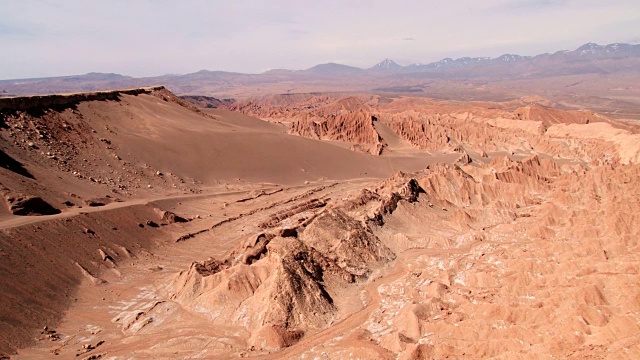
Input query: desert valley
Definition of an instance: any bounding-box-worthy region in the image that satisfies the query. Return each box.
[1,3,640,358]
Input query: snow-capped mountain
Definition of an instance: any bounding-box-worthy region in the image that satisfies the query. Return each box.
[577,42,602,55]
[369,59,403,72]
[493,54,529,62]
[2,42,639,97]
[390,42,640,77]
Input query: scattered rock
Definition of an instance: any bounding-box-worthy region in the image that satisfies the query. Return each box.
[278,228,298,238]
[145,220,159,228]
[75,262,105,285]
[158,210,188,224]
[85,197,114,207]
[98,249,112,262]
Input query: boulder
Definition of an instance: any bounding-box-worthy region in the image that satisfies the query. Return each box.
[5,194,60,215]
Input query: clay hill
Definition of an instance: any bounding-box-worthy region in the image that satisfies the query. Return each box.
[0,86,639,359]
[228,93,640,163]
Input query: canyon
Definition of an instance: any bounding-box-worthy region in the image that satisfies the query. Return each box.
[0,85,638,359]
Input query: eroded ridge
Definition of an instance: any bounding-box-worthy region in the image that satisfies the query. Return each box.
[171,176,421,351]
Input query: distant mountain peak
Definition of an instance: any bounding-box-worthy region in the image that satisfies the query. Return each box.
[495,54,526,62]
[370,58,402,71]
[577,42,601,49]
[81,72,130,80]
[576,42,603,54]
[573,42,640,57]
[305,62,364,75]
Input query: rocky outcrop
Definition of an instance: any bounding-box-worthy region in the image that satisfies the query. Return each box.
[289,110,385,155]
[170,175,426,350]
[0,86,164,113]
[228,93,639,164]
[179,95,235,109]
[3,193,60,215]
[229,95,386,155]
[157,210,189,224]
[258,199,326,229]
[172,235,337,350]
[300,209,395,278]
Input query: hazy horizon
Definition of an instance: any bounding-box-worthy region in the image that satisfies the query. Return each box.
[1,0,639,80]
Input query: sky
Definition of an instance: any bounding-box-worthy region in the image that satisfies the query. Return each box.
[1,0,639,79]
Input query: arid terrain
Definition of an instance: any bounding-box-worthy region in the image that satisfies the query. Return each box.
[0,83,639,360]
[2,42,640,120]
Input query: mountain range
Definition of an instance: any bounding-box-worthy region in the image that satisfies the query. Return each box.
[247,42,640,77]
[1,42,639,120]
[367,42,640,73]
[2,42,639,85]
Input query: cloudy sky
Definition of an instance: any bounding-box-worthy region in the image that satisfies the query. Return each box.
[1,0,639,79]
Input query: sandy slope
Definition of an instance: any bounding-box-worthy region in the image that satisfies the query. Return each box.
[67,90,442,184]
